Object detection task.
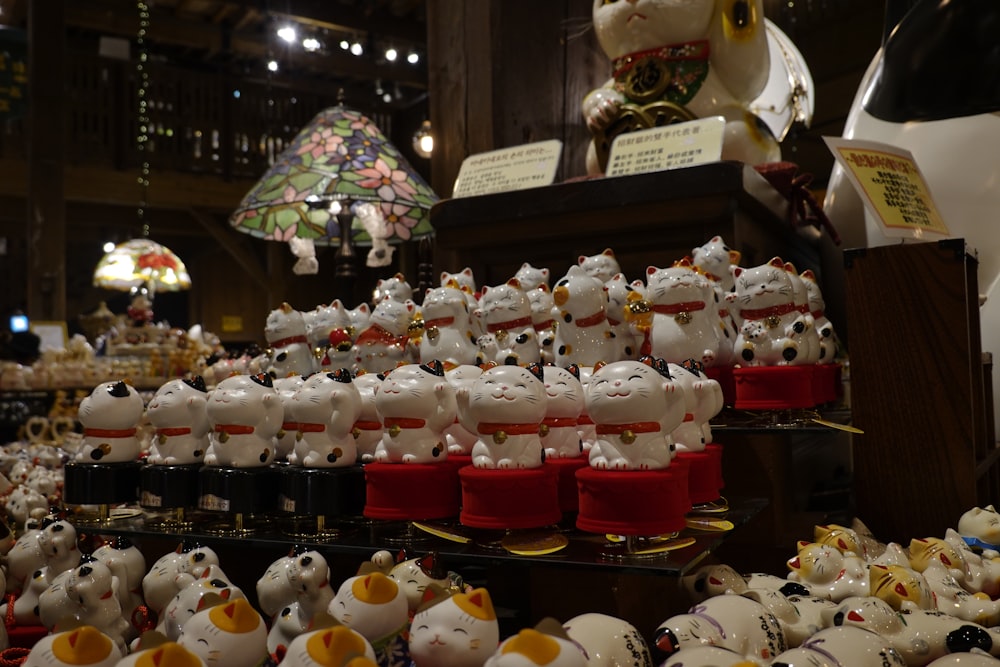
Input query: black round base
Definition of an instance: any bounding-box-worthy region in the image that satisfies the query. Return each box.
[277,465,366,517]
[140,464,201,509]
[197,465,279,515]
[63,461,142,505]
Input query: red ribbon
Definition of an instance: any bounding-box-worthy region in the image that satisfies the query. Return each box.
[740,302,798,321]
[595,421,661,435]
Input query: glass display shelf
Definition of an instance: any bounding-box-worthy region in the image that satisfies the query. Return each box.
[67,497,766,577]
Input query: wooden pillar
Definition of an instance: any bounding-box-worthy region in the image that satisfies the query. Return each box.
[26,0,67,322]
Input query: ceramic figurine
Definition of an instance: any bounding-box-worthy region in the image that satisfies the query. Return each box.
[668,360,722,452]
[770,625,906,667]
[743,589,838,649]
[551,265,618,367]
[787,541,870,601]
[5,485,48,530]
[374,361,455,464]
[327,570,409,667]
[653,593,787,662]
[114,641,207,667]
[91,537,147,642]
[37,557,130,651]
[274,374,306,461]
[475,279,540,366]
[868,563,935,611]
[527,285,557,364]
[157,565,244,641]
[141,543,221,617]
[287,369,361,468]
[177,597,268,667]
[784,261,821,365]
[456,363,546,470]
[483,618,585,667]
[22,626,123,667]
[513,262,550,291]
[373,273,414,304]
[660,646,764,667]
[958,505,1000,550]
[146,377,210,465]
[265,303,316,378]
[304,299,353,359]
[204,373,281,468]
[278,624,377,667]
[800,269,838,364]
[352,372,385,463]
[603,273,640,361]
[692,236,741,293]
[563,613,653,667]
[352,298,417,374]
[732,257,807,366]
[814,522,887,562]
[920,560,1000,626]
[444,365,483,456]
[75,380,144,463]
[942,529,1000,598]
[577,249,621,284]
[541,365,584,460]
[582,0,777,175]
[409,587,499,667]
[348,303,372,335]
[382,552,459,615]
[417,285,479,368]
[256,548,302,623]
[826,595,998,664]
[4,517,50,596]
[441,269,485,339]
[2,518,81,626]
[265,551,334,661]
[641,260,721,366]
[585,357,684,470]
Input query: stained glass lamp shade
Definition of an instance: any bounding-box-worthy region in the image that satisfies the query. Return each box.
[93,238,192,293]
[229,106,438,246]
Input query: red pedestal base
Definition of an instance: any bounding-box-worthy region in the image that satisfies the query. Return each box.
[575,465,690,536]
[547,456,589,513]
[459,465,561,530]
[813,363,842,405]
[706,365,736,407]
[364,460,463,521]
[733,365,816,410]
[675,450,722,505]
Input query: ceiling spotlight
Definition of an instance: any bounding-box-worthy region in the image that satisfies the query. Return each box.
[277,25,297,43]
[385,47,398,62]
[407,51,419,64]
[267,59,279,72]
[103,241,116,254]
[302,37,321,52]
[339,39,350,50]
[350,41,363,56]
[412,120,433,159]
[382,92,392,104]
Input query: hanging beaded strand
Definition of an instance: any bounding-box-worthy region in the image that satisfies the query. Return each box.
[137,0,151,238]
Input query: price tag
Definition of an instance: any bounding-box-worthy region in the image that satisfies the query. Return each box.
[824,137,949,240]
[198,493,230,512]
[140,491,162,508]
[605,116,725,177]
[452,140,562,198]
[278,495,296,513]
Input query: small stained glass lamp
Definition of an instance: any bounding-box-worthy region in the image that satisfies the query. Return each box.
[93,238,192,294]
[229,105,439,276]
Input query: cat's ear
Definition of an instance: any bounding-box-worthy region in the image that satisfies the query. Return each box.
[801,269,816,281]
[439,271,450,284]
[710,0,769,103]
[526,363,544,383]
[578,255,586,265]
[732,266,743,280]
[729,248,742,265]
[462,268,474,278]
[768,257,785,269]
[646,266,658,277]
[784,261,798,273]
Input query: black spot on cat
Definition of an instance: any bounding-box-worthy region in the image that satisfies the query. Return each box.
[515,333,529,345]
[558,345,567,356]
[276,352,288,362]
[432,445,441,457]
[33,606,39,617]
[741,349,754,362]
[783,347,798,362]
[90,448,104,461]
[542,339,553,348]
[210,578,229,588]
[79,566,93,576]
[624,345,634,356]
[653,627,681,656]
[504,356,518,365]
[193,553,206,562]
[540,448,546,463]
[194,450,204,458]
[563,313,572,323]
[793,321,805,334]
[577,438,583,453]
[327,452,338,463]
[832,611,845,626]
[260,451,269,463]
[779,582,810,597]
[693,577,707,593]
[946,625,992,653]
[731,0,750,28]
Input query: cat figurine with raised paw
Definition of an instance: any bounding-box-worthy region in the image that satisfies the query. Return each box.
[444,364,483,456]
[732,257,807,366]
[475,279,540,366]
[352,297,417,375]
[146,376,210,465]
[204,373,281,468]
[552,265,618,367]
[641,259,721,366]
[287,369,362,468]
[541,364,585,460]
[577,248,621,284]
[352,372,385,463]
[273,374,306,461]
[373,272,414,304]
[417,285,479,369]
[374,361,456,464]
[527,284,557,364]
[801,269,839,364]
[265,303,316,378]
[75,380,144,463]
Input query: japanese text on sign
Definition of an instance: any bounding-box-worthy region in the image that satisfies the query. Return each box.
[452,140,563,198]
[606,116,724,177]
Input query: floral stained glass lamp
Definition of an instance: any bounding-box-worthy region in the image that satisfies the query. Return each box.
[229,105,439,274]
[93,238,192,294]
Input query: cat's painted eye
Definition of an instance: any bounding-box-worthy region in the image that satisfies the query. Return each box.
[600,0,620,5]
[628,375,642,381]
[454,627,469,634]
[415,624,429,631]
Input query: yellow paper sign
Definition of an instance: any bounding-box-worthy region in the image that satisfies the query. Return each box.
[825,137,949,239]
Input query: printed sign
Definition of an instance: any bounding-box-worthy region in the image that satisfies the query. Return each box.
[606,116,725,177]
[452,140,562,198]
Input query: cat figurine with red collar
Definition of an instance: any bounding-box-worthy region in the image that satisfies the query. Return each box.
[457,363,547,470]
[604,273,640,361]
[527,284,557,364]
[552,265,619,367]
[75,380,144,463]
[264,550,334,662]
[352,372,385,463]
[352,297,417,375]
[440,268,483,339]
[668,360,721,453]
[265,303,316,378]
[578,248,621,284]
[146,376,210,465]
[641,259,721,367]
[204,373,281,468]
[374,361,456,464]
[514,262,550,291]
[141,543,220,619]
[36,557,129,651]
[784,261,821,365]
[585,357,685,471]
[273,374,305,461]
[475,279,540,366]
[541,365,585,460]
[417,285,479,369]
[801,269,838,364]
[732,257,807,366]
[444,364,483,456]
[692,236,741,293]
[287,369,361,468]
[373,273,414,304]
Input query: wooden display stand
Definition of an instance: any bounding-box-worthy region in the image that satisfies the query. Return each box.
[845,240,998,542]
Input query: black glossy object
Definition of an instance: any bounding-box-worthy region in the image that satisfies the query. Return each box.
[63,461,142,505]
[277,465,366,517]
[139,464,201,509]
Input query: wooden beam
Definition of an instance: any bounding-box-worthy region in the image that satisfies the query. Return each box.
[187,207,270,290]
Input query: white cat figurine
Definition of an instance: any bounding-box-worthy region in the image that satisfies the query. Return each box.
[264,551,334,661]
[146,377,210,465]
[287,369,362,468]
[732,257,807,366]
[583,0,777,174]
[444,364,483,456]
[352,298,417,374]
[265,303,316,378]
[204,373,281,468]
[577,248,621,284]
[604,273,640,361]
[541,365,585,460]
[327,570,409,666]
[141,543,220,617]
[158,564,245,641]
[476,279,540,366]
[585,357,684,470]
[457,363,547,470]
[352,372,385,463]
[527,284,557,364]
[801,269,838,363]
[692,236,741,292]
[642,260,721,366]
[273,374,305,461]
[551,265,618,367]
[277,625,377,667]
[513,262,550,291]
[374,361,456,464]
[784,261,821,365]
[485,619,586,667]
[373,273,414,304]
[409,587,499,667]
[417,285,479,368]
[177,597,268,667]
[75,380,144,463]
[668,360,722,452]
[22,626,123,667]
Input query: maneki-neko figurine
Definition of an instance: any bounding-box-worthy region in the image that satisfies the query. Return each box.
[455,362,561,531]
[364,361,465,524]
[277,368,366,539]
[540,364,587,516]
[668,360,725,507]
[575,357,691,545]
[62,380,144,514]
